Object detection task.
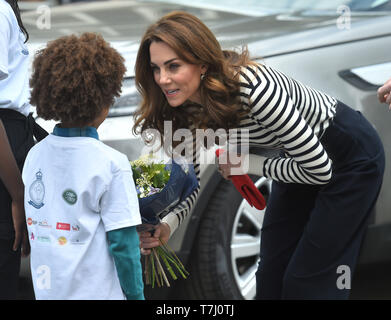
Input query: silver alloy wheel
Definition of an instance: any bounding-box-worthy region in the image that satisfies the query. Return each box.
[230,177,272,300]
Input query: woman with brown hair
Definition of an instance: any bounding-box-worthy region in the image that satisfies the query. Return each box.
[134,11,385,299]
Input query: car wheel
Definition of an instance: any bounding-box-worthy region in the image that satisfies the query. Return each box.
[184,175,272,299]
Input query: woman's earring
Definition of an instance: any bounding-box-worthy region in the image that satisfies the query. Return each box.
[200,73,206,80]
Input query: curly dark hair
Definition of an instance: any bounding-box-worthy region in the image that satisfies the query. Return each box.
[30,32,126,125]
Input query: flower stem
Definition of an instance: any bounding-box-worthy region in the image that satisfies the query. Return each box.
[143,238,189,288]
[160,240,189,275]
[144,255,150,285]
[158,247,178,280]
[152,248,170,287]
[150,252,156,288]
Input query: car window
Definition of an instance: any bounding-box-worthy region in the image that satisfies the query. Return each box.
[141,0,391,16]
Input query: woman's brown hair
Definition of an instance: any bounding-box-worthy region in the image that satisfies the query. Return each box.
[30,32,126,126]
[133,11,254,145]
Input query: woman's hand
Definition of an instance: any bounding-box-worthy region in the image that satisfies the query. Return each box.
[0,119,30,256]
[377,77,391,110]
[12,200,30,257]
[138,222,171,255]
[216,151,247,180]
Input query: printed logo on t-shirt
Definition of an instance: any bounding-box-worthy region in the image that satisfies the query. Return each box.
[57,236,67,246]
[62,189,77,205]
[38,220,52,229]
[27,218,37,226]
[37,236,51,243]
[28,170,45,209]
[56,222,70,231]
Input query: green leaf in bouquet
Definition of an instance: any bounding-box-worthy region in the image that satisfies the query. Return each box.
[131,166,142,181]
[130,155,172,197]
[151,170,168,189]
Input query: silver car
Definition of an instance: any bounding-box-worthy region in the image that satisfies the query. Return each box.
[20,0,391,300]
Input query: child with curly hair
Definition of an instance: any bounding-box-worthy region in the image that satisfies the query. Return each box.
[23,32,144,300]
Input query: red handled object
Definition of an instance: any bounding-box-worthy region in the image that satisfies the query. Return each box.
[216,149,266,210]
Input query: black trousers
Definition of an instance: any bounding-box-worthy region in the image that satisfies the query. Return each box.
[0,109,47,299]
[0,240,21,299]
[255,101,385,300]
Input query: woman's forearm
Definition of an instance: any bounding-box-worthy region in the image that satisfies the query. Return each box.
[0,119,24,202]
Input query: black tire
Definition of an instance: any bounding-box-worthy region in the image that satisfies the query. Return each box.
[184,175,271,299]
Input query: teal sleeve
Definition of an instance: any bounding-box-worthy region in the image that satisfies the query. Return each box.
[107,226,145,300]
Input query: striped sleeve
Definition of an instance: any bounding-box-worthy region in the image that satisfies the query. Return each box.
[161,127,201,237]
[240,65,332,185]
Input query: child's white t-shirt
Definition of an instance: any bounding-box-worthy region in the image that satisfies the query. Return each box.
[22,134,142,300]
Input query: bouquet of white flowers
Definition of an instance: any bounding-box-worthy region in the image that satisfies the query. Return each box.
[130,154,198,287]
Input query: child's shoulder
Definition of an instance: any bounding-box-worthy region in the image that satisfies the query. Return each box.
[27,135,130,170]
[25,134,50,156]
[92,140,131,170]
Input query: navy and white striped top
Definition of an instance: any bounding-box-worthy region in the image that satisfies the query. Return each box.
[237,63,337,185]
[162,63,337,235]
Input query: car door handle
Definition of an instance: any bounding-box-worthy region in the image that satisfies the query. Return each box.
[339,61,391,91]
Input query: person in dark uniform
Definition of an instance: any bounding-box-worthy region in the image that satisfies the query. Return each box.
[0,119,30,299]
[0,0,47,299]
